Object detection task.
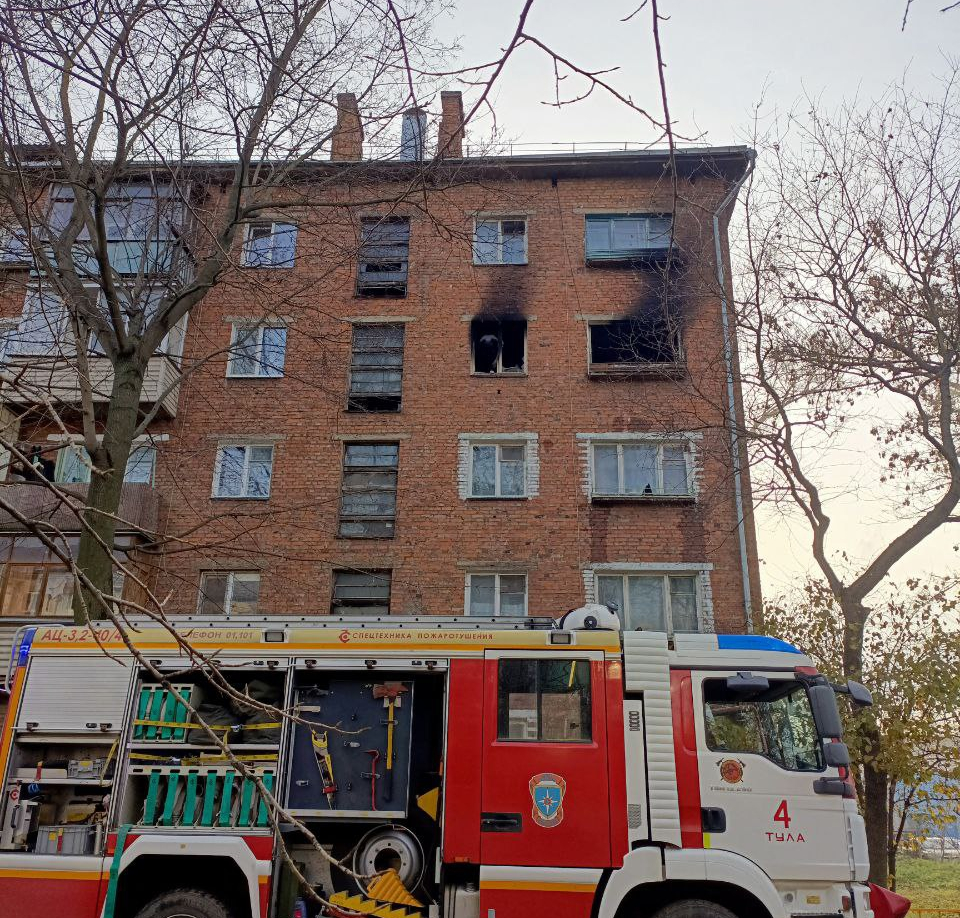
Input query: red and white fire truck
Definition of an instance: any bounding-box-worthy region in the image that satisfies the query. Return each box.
[0,609,908,918]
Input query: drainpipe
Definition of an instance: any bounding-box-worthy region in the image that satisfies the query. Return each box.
[711,149,757,631]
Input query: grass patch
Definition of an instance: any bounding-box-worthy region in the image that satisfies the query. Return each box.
[897,857,960,911]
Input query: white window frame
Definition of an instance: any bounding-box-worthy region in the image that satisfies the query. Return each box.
[473,216,528,265]
[590,440,692,498]
[211,443,275,499]
[197,570,261,616]
[226,323,287,378]
[54,442,157,486]
[464,572,528,616]
[241,221,298,268]
[594,570,704,635]
[469,441,527,498]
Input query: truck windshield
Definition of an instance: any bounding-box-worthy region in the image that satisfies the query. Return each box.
[703,678,823,772]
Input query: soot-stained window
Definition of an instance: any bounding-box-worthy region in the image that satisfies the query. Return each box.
[471,318,526,374]
[589,314,679,370]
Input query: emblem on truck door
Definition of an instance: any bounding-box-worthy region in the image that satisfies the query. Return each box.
[718,758,745,784]
[529,773,566,828]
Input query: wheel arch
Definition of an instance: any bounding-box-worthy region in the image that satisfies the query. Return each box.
[111,835,268,918]
[597,847,785,918]
[612,880,775,918]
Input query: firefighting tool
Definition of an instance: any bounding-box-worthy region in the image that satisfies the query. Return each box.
[311,730,337,808]
[362,749,380,811]
[372,683,407,801]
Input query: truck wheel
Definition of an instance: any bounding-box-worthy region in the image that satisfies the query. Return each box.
[651,901,737,918]
[133,888,233,918]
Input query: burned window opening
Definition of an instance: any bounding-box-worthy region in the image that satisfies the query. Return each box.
[589,314,680,370]
[357,217,410,297]
[348,324,405,412]
[471,318,526,374]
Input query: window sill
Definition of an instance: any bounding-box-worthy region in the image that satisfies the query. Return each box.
[225,373,285,380]
[336,534,397,540]
[472,260,529,267]
[470,371,528,379]
[210,494,272,501]
[588,362,686,378]
[585,251,674,266]
[590,493,695,504]
[465,495,530,501]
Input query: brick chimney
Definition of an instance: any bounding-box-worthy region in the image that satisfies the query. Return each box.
[437,91,464,158]
[331,93,363,162]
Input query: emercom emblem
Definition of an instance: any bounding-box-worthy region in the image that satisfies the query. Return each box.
[529,772,566,828]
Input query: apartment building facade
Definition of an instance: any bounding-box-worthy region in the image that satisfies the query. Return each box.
[0,93,760,670]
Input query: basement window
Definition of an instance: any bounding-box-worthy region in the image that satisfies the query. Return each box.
[471,319,526,374]
[348,324,405,411]
[331,569,392,616]
[358,217,410,296]
[585,213,672,263]
[198,571,261,616]
[338,443,399,537]
[588,316,680,372]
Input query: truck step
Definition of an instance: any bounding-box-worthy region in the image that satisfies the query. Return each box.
[327,891,421,918]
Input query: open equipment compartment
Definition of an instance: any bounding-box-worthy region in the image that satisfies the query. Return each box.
[276,662,447,909]
[117,661,287,831]
[286,676,414,818]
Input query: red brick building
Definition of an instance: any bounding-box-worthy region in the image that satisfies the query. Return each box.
[0,94,759,658]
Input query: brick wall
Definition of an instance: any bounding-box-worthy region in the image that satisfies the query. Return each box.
[137,164,759,631]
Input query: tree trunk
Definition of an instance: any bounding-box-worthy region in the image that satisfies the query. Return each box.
[72,356,145,624]
[863,756,891,886]
[838,595,890,885]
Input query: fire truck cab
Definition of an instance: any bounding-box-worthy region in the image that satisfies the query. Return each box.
[0,615,898,918]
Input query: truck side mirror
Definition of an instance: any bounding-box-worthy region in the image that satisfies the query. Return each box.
[823,741,850,767]
[725,672,770,694]
[808,684,843,739]
[845,681,873,707]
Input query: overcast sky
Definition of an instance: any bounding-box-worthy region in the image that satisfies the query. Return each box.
[439,0,960,596]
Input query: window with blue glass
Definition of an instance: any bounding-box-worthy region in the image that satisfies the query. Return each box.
[241,222,297,268]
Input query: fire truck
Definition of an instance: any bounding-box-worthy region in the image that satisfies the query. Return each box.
[0,609,909,918]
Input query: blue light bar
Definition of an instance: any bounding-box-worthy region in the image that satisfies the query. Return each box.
[717,634,803,654]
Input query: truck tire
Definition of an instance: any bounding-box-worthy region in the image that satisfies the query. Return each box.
[651,901,738,918]
[133,888,234,918]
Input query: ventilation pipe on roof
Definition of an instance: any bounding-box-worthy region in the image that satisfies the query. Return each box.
[399,108,427,161]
